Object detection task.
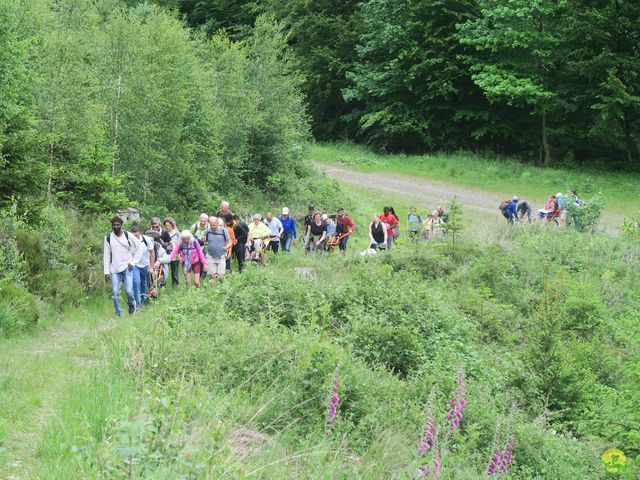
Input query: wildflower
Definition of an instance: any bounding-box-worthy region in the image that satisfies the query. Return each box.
[325,369,340,434]
[499,436,514,474]
[446,369,467,430]
[487,435,515,476]
[417,448,441,479]
[487,448,502,476]
[417,410,436,456]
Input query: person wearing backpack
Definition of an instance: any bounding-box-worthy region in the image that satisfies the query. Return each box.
[191,213,209,246]
[231,215,250,273]
[205,216,232,287]
[131,226,155,307]
[103,216,144,316]
[163,217,181,287]
[168,230,207,288]
[500,197,518,224]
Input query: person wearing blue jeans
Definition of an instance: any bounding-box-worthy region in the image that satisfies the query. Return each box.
[131,226,155,306]
[132,266,148,306]
[111,269,135,316]
[104,216,144,316]
[278,207,297,253]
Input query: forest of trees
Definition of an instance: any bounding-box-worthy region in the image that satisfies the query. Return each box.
[2,0,639,215]
[172,0,639,167]
[1,0,309,214]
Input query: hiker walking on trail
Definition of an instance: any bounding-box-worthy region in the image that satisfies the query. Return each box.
[216,201,233,219]
[205,217,231,288]
[369,214,388,250]
[303,205,315,254]
[163,217,180,287]
[263,212,284,254]
[103,216,144,316]
[279,207,297,253]
[248,214,271,262]
[336,208,355,253]
[222,216,237,272]
[517,200,533,222]
[306,212,327,253]
[231,215,250,272]
[192,213,209,246]
[168,230,207,288]
[407,207,422,239]
[501,197,519,224]
[131,226,155,307]
[380,207,398,249]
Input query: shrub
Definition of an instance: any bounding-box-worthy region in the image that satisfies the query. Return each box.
[39,270,85,309]
[350,316,424,377]
[0,203,27,283]
[0,280,38,337]
[15,229,47,281]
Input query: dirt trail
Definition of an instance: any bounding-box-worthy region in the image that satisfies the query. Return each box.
[0,317,109,480]
[317,162,622,233]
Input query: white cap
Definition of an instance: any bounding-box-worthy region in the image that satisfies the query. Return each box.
[556,192,563,197]
[321,214,328,220]
[282,207,289,215]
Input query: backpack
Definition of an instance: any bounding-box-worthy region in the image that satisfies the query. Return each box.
[105,231,133,264]
[498,200,510,211]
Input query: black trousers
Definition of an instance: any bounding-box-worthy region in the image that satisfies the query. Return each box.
[233,243,246,273]
[268,240,280,254]
[170,260,180,287]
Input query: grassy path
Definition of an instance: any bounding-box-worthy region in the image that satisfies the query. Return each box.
[313,143,639,232]
[0,303,126,479]
[316,162,624,234]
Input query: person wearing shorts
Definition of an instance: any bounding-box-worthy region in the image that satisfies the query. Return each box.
[205,216,231,287]
[168,230,207,288]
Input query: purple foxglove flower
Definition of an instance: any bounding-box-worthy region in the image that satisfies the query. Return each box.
[487,449,502,476]
[325,371,340,434]
[499,436,515,473]
[417,412,436,456]
[446,370,467,430]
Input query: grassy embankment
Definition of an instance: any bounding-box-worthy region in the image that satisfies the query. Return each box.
[1,177,638,479]
[312,142,640,222]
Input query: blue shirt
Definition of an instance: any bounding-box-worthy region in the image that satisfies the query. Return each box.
[278,215,297,239]
[504,201,517,218]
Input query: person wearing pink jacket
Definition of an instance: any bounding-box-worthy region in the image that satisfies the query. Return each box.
[169,230,207,288]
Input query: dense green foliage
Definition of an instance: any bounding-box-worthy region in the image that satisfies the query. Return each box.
[1,0,308,214]
[173,0,640,167]
[6,228,635,478]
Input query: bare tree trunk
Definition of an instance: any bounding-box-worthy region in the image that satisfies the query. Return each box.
[541,111,551,166]
[112,73,123,176]
[47,141,54,198]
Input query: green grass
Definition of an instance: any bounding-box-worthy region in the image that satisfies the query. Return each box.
[1,180,638,478]
[311,142,640,219]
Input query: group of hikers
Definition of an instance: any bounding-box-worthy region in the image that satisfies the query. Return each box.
[103,200,456,315]
[104,201,406,316]
[499,190,585,225]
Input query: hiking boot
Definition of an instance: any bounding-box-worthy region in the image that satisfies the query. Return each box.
[128,304,136,315]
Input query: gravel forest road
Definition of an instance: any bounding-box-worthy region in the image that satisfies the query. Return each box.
[316,162,622,234]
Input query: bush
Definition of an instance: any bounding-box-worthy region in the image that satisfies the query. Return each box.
[15,229,46,281]
[0,280,38,337]
[0,203,27,283]
[39,270,85,309]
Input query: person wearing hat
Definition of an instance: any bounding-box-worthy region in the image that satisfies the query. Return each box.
[502,196,519,224]
[278,207,297,253]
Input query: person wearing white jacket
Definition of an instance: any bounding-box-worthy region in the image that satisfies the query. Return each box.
[103,216,144,316]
